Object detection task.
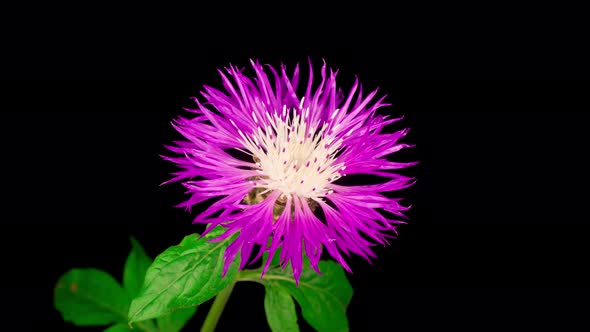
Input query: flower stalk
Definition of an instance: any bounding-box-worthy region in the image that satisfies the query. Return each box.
[200,281,237,332]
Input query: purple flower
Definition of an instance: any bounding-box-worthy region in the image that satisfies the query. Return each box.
[164,59,416,283]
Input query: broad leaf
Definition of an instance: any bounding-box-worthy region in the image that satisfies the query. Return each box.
[54,268,130,326]
[128,226,239,323]
[157,306,198,332]
[123,237,153,299]
[264,283,299,332]
[262,261,353,332]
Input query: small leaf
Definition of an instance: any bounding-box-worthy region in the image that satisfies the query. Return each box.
[54,268,130,326]
[123,236,153,299]
[157,306,198,332]
[103,323,133,332]
[262,261,353,332]
[128,226,239,323]
[264,283,299,332]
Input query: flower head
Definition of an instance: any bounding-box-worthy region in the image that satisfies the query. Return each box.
[164,59,416,283]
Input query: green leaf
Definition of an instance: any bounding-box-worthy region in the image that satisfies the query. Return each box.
[123,236,153,299]
[103,323,133,332]
[54,268,130,326]
[262,261,353,332]
[128,226,239,324]
[156,306,198,332]
[264,283,299,332]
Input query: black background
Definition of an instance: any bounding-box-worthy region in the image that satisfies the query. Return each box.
[2,8,590,332]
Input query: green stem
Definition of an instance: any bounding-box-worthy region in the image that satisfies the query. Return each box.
[236,269,263,283]
[200,281,237,332]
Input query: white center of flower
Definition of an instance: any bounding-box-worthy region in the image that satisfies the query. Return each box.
[232,103,345,200]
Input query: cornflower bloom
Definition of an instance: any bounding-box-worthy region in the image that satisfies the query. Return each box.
[164,60,416,283]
